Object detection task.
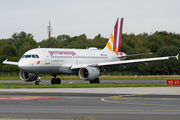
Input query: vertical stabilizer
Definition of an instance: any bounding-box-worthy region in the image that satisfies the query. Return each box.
[103,18,124,52]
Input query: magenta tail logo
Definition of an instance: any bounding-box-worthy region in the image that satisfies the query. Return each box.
[104,17,124,53]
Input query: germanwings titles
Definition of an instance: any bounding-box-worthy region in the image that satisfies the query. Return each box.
[3,18,179,85]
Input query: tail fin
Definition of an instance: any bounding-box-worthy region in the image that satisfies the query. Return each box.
[103,18,123,52]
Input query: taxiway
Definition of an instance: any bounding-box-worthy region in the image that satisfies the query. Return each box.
[0,86,180,120]
[0,79,180,119]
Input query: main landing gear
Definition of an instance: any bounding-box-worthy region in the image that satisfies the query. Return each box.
[51,74,61,84]
[89,78,100,84]
[35,75,42,85]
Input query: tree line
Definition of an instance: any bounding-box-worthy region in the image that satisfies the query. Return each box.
[0,31,179,75]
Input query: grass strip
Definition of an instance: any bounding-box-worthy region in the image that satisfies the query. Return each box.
[1,75,180,80]
[0,82,33,85]
[0,83,178,89]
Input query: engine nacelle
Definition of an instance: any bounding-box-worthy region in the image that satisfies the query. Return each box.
[19,70,38,82]
[79,67,100,81]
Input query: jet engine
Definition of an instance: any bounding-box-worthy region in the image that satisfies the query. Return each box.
[19,70,38,82]
[79,67,100,80]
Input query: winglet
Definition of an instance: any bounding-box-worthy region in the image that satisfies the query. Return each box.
[2,59,19,65]
[176,54,179,60]
[3,59,8,63]
[169,54,179,60]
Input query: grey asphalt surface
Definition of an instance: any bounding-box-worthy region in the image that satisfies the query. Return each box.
[0,92,180,120]
[0,80,180,120]
[0,79,166,84]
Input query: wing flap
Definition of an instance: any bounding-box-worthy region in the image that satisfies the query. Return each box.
[118,53,153,58]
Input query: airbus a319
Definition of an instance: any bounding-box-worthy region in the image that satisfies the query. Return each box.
[3,18,179,85]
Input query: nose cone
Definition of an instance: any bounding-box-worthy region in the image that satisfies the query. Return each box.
[18,59,28,70]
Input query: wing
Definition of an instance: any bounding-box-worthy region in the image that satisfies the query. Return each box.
[2,59,19,65]
[118,53,153,58]
[71,54,179,69]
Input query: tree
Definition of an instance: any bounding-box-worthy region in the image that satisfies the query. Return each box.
[18,42,32,57]
[0,45,17,57]
[0,55,7,64]
[0,40,8,49]
[12,31,34,40]
[57,34,70,41]
[38,37,60,48]
[93,34,107,49]
[12,33,19,41]
[157,45,179,57]
[14,38,37,51]
[157,45,180,75]
[18,31,34,39]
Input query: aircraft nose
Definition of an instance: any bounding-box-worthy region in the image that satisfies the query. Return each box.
[18,59,28,70]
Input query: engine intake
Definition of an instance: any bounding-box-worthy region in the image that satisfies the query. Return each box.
[20,70,38,82]
[79,67,100,80]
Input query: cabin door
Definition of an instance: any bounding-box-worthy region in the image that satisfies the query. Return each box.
[42,50,50,64]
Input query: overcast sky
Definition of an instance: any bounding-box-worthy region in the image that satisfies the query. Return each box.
[0,0,180,42]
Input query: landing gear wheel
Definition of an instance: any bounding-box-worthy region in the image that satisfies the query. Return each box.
[39,81,42,85]
[35,80,41,85]
[55,78,61,84]
[94,78,100,83]
[90,80,94,84]
[51,78,56,84]
[51,78,61,84]
[35,81,39,85]
[35,75,42,85]
[89,78,100,84]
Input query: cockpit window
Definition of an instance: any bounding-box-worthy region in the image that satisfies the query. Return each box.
[25,55,31,58]
[22,55,25,58]
[35,55,39,58]
[32,55,36,58]
[22,54,39,58]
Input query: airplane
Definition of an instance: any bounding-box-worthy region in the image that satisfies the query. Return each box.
[3,18,179,85]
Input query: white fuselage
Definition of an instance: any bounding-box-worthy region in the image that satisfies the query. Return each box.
[18,48,126,75]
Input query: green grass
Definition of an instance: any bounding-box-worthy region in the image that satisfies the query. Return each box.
[1,75,180,80]
[0,83,178,89]
[0,82,33,85]
[0,75,180,88]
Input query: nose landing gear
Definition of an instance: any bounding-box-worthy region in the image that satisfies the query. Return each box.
[35,76,42,85]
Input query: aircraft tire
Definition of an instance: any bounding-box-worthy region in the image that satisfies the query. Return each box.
[51,78,55,84]
[90,80,94,84]
[56,78,61,84]
[94,78,100,83]
[39,81,42,85]
[35,81,39,85]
